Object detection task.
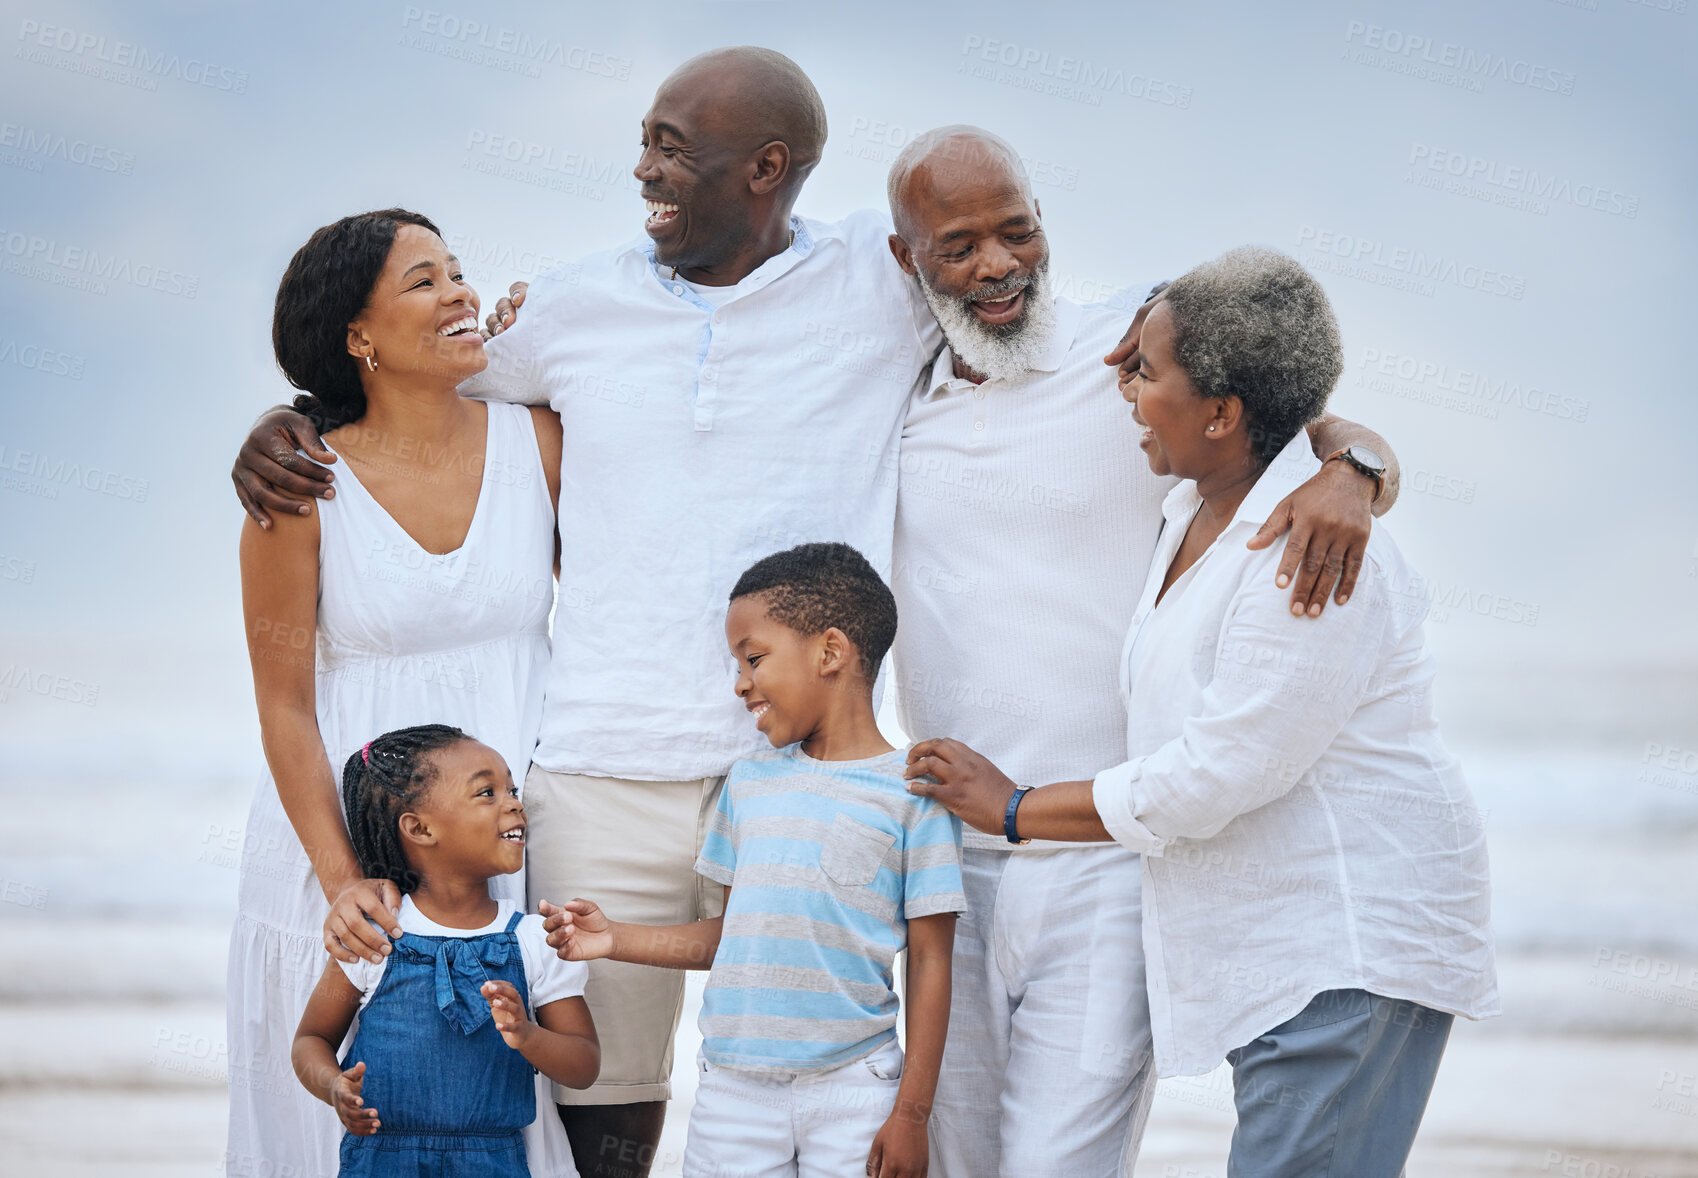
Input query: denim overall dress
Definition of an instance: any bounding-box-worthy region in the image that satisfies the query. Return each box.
[338,911,535,1177]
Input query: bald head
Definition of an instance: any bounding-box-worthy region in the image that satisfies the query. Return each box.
[661,47,828,183]
[887,125,1032,242]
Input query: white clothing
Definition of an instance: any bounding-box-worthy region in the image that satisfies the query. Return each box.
[929,845,1155,1178]
[891,294,1166,1176]
[1091,432,1500,1078]
[682,1039,906,1178]
[891,295,1173,852]
[678,275,739,308]
[224,403,575,1178]
[337,896,588,1010]
[464,211,939,782]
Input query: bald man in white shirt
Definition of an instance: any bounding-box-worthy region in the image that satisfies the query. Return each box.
[884,127,1403,1176]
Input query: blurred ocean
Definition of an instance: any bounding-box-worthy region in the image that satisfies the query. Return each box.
[4,637,1697,1175]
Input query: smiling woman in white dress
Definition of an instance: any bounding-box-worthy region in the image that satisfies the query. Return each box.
[226,209,573,1178]
[904,247,1497,1178]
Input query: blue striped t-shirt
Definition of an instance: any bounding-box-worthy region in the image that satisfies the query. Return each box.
[694,744,966,1074]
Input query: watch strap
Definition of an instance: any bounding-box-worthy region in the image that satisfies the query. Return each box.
[1004,786,1033,845]
[1325,446,1385,503]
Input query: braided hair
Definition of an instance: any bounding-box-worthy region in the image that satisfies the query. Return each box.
[341,723,468,894]
[272,208,443,434]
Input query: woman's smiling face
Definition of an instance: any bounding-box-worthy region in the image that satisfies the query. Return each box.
[1123,299,1218,481]
[348,224,486,385]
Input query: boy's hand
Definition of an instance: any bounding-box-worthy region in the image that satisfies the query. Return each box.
[867,1112,929,1178]
[331,1060,380,1135]
[480,979,535,1049]
[539,898,614,961]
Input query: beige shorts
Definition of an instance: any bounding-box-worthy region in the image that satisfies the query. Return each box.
[523,764,726,1106]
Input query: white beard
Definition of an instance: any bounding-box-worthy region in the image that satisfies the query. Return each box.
[916,262,1057,383]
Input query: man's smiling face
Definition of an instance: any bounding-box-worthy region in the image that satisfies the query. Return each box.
[633,64,759,272]
[890,131,1057,381]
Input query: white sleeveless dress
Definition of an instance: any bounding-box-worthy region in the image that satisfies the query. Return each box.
[224,402,576,1178]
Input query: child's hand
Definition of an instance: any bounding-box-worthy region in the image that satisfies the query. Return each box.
[539,898,614,961]
[331,1060,380,1135]
[480,980,535,1050]
[867,1110,929,1178]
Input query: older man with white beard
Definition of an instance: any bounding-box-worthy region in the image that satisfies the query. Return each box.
[884,127,1402,1176]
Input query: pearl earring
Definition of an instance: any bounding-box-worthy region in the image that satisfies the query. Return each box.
[365,355,377,372]
[1207,425,1215,432]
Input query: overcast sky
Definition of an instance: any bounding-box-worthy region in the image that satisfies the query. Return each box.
[2,0,1694,768]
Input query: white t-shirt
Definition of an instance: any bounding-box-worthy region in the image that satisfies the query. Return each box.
[462,211,939,781]
[678,276,739,308]
[337,896,588,1012]
[890,295,1175,852]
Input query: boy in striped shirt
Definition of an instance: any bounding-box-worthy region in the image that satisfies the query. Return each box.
[544,542,965,1178]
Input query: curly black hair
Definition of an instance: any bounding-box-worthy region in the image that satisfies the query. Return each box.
[729,542,897,681]
[272,208,442,434]
[341,723,468,894]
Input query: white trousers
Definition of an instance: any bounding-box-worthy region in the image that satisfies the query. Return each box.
[930,844,1156,1178]
[683,1039,905,1178]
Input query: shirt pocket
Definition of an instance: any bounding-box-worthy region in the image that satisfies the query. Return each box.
[819,814,896,888]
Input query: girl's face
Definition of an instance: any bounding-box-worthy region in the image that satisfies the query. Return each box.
[347,224,487,385]
[402,739,526,879]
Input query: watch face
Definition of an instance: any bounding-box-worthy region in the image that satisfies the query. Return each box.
[1346,445,1385,473]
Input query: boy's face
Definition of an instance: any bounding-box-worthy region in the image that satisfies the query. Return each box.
[725,593,838,749]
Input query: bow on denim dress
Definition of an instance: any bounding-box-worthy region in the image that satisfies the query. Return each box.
[337,910,536,1177]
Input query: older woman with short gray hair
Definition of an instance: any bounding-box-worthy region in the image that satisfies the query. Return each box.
[904,246,1499,1177]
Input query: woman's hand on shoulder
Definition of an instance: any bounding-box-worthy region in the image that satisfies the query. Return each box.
[323,879,403,965]
[904,738,1018,837]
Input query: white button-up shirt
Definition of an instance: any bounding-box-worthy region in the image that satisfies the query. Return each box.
[463,212,938,780]
[891,295,1175,852]
[1091,432,1499,1077]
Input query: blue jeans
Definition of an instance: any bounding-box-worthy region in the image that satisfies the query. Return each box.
[1225,988,1453,1178]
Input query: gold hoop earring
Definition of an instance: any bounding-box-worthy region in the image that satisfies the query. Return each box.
[365,355,377,373]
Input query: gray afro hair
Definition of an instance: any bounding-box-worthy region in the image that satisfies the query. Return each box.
[1162,246,1343,463]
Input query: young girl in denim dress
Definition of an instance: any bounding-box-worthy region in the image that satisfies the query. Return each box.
[292,724,600,1177]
